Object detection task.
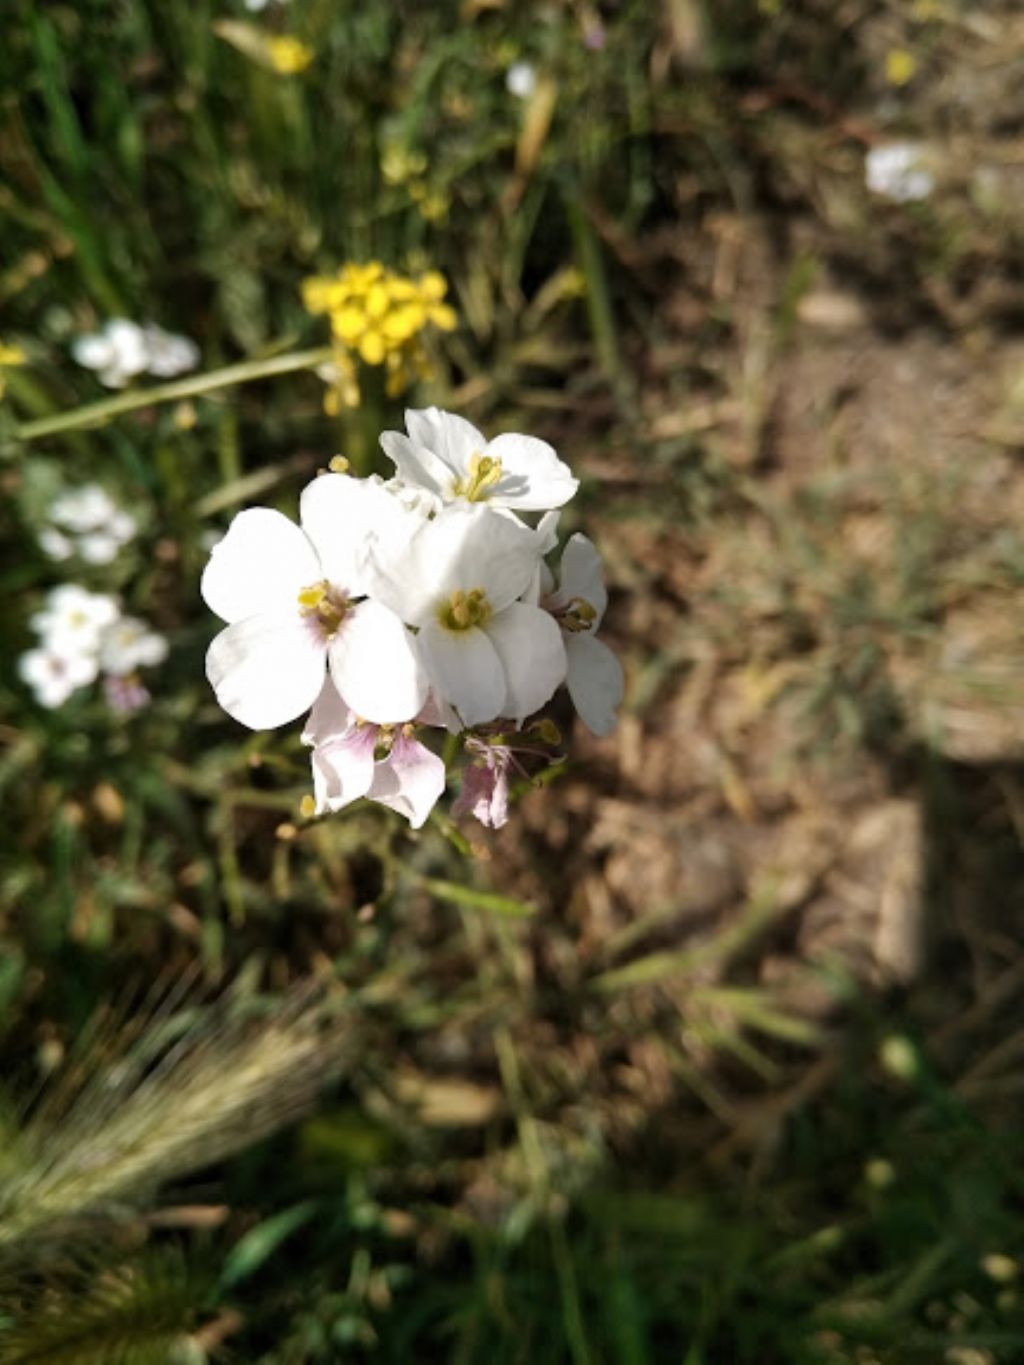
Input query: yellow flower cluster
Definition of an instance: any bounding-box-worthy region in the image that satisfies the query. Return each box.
[302,262,457,412]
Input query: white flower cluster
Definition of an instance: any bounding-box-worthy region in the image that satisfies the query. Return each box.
[38,483,137,565]
[20,585,168,711]
[201,407,624,830]
[72,319,200,389]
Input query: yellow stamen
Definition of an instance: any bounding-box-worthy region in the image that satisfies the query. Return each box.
[297,583,327,610]
[452,452,503,503]
[328,454,350,473]
[438,586,491,632]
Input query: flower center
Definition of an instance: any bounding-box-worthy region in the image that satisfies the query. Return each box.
[438,587,491,632]
[556,596,597,634]
[297,580,349,636]
[451,452,503,503]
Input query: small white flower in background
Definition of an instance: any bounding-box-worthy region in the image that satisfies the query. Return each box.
[380,407,578,513]
[543,534,624,736]
[72,320,149,388]
[39,483,137,565]
[31,585,120,659]
[505,61,537,100]
[21,585,167,711]
[19,646,99,710]
[72,319,199,388]
[244,0,289,10]
[99,616,169,675]
[142,324,200,378]
[199,407,622,830]
[865,142,934,203]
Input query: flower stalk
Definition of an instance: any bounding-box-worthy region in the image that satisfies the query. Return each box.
[14,345,334,442]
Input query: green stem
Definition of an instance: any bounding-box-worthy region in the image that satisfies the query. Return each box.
[15,345,334,442]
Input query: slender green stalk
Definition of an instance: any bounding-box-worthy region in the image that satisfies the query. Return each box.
[15,346,334,442]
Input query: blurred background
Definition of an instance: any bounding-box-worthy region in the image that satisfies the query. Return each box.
[1,1,1024,1361]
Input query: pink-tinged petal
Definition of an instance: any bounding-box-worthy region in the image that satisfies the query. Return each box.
[485,602,566,726]
[417,621,506,727]
[302,679,354,747]
[299,473,413,596]
[404,407,486,481]
[328,600,427,723]
[552,534,607,624]
[368,731,446,829]
[310,723,378,814]
[416,689,461,733]
[379,430,450,498]
[201,508,320,624]
[483,433,579,510]
[451,742,511,829]
[565,633,623,736]
[206,611,326,730]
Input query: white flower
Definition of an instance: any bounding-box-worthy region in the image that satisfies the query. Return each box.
[40,484,137,564]
[362,503,566,728]
[72,320,150,388]
[99,616,169,675]
[865,142,934,203]
[32,585,120,660]
[201,474,427,731]
[72,320,199,387]
[19,646,98,708]
[302,683,445,829]
[506,62,537,100]
[141,324,200,378]
[379,407,578,514]
[543,534,623,736]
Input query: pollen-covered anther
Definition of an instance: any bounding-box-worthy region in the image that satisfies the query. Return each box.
[438,586,492,632]
[560,596,597,633]
[452,452,503,503]
[297,580,348,635]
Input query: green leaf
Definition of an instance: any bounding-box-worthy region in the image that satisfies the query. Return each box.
[219,1201,318,1291]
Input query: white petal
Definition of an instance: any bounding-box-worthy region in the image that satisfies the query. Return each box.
[206,611,326,730]
[552,533,607,624]
[485,602,566,725]
[565,633,623,736]
[379,431,450,498]
[328,600,427,723]
[299,473,411,596]
[404,407,486,481]
[365,504,541,627]
[309,724,378,814]
[416,621,506,727]
[38,527,73,561]
[368,732,446,829]
[484,433,579,510]
[105,320,149,376]
[78,531,120,564]
[71,334,114,372]
[302,679,354,747]
[200,508,320,624]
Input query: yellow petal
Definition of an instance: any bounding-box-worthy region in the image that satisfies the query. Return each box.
[418,271,448,302]
[428,302,458,332]
[359,330,386,365]
[331,306,366,343]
